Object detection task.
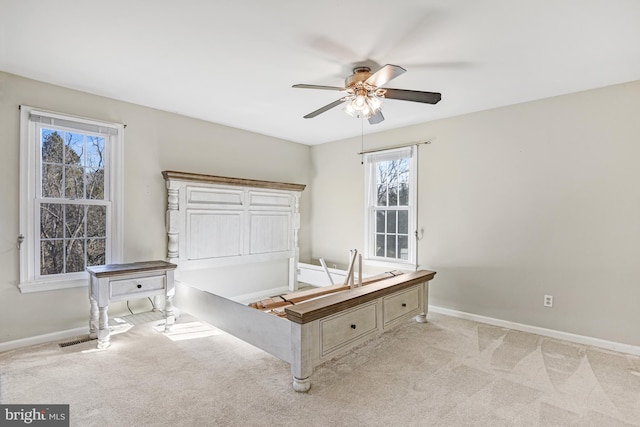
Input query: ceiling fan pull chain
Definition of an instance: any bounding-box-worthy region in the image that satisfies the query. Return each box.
[361,117,364,165]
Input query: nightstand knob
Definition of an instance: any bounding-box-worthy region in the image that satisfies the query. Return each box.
[402,303,407,307]
[351,324,356,329]
[136,283,142,289]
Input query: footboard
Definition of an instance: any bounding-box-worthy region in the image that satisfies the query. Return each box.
[285,270,435,392]
[175,270,435,392]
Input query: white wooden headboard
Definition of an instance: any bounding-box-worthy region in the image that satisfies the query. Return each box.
[162,171,306,290]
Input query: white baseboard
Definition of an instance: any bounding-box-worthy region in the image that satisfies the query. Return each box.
[429,305,640,356]
[3,305,638,357]
[0,326,88,353]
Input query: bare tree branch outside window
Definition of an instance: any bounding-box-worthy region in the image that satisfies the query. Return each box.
[40,129,107,276]
[374,158,410,260]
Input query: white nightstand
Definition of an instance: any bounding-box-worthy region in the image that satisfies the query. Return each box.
[86,260,177,349]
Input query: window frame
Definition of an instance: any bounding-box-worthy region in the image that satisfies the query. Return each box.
[19,106,124,293]
[363,146,418,269]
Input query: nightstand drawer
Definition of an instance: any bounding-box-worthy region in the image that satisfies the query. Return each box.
[320,301,378,356]
[383,285,420,327]
[110,275,166,299]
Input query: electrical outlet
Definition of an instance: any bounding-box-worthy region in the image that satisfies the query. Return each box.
[544,294,553,308]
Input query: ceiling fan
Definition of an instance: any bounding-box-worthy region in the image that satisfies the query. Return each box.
[293,64,441,124]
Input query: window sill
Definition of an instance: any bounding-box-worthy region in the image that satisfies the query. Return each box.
[19,276,88,293]
[363,258,417,272]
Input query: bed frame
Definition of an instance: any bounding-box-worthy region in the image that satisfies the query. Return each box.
[163,171,436,392]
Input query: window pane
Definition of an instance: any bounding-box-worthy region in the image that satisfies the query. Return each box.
[42,164,63,198]
[376,184,387,206]
[389,186,398,205]
[64,132,84,166]
[387,210,396,233]
[65,239,85,273]
[398,210,408,234]
[65,205,86,239]
[64,166,84,199]
[399,182,409,206]
[376,210,385,233]
[40,203,63,239]
[86,136,105,168]
[41,129,63,164]
[41,240,64,275]
[386,235,396,258]
[86,168,105,199]
[87,238,106,266]
[398,236,408,260]
[391,159,402,182]
[398,158,409,174]
[87,205,106,237]
[376,234,385,257]
[376,162,387,185]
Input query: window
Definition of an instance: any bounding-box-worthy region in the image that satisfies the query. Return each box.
[364,146,417,267]
[19,106,124,292]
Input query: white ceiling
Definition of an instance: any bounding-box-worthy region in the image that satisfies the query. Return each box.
[2,0,639,145]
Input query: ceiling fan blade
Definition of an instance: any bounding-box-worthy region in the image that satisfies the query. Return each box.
[293,84,347,91]
[303,98,346,118]
[368,111,384,124]
[365,64,406,88]
[383,88,441,104]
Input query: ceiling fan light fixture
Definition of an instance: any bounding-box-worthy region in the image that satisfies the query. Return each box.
[343,90,384,119]
[343,101,357,117]
[343,85,384,119]
[367,93,383,111]
[354,94,367,108]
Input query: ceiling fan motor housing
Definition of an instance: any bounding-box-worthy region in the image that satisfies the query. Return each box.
[345,67,372,88]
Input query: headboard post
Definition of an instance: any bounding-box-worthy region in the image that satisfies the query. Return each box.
[165,179,180,263]
[288,192,301,291]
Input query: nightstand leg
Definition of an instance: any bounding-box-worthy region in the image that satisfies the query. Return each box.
[164,294,175,332]
[97,306,110,349]
[89,297,99,339]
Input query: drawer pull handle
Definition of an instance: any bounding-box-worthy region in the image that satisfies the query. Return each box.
[136,283,142,289]
[350,324,356,330]
[402,303,407,307]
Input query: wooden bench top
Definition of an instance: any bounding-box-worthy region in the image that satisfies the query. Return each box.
[284,270,436,324]
[86,260,177,278]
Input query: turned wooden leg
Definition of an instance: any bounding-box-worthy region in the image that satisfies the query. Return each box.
[97,306,110,349]
[292,376,311,393]
[89,297,99,339]
[415,281,429,323]
[153,295,163,312]
[164,294,175,333]
[291,322,313,393]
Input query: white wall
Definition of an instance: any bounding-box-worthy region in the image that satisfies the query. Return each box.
[3,70,639,349]
[310,80,640,347]
[0,72,311,343]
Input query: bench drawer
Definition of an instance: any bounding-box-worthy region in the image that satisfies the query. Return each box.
[383,285,420,327]
[320,301,378,356]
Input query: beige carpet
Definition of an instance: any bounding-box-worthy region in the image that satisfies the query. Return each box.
[1,312,639,426]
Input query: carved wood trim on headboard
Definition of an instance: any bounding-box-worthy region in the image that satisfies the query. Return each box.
[162,170,306,192]
[162,171,305,291]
